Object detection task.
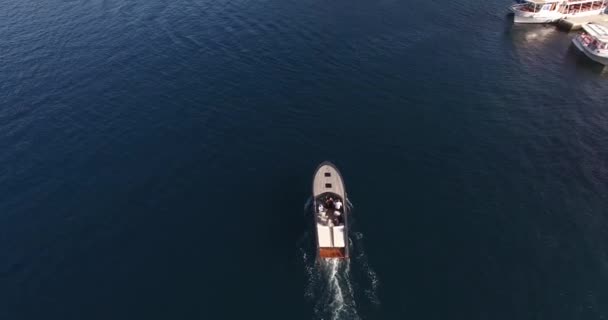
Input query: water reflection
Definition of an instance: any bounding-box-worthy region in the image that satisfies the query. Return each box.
[506,20,608,75]
[510,24,560,44]
[506,23,566,70]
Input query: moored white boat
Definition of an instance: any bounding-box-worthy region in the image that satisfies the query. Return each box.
[572,23,608,65]
[312,162,349,259]
[511,0,607,24]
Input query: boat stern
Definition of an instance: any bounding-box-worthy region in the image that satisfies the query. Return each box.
[315,221,349,259]
[319,247,348,259]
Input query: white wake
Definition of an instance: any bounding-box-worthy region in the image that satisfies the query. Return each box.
[301,198,379,319]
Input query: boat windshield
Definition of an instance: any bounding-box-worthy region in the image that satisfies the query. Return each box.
[519,1,555,12]
[518,2,537,11]
[580,33,608,50]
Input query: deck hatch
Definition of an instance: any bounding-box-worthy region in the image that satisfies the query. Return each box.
[324,172,331,177]
[325,183,332,188]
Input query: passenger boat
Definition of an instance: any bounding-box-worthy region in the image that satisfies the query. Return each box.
[312,162,349,259]
[572,23,608,65]
[511,0,607,24]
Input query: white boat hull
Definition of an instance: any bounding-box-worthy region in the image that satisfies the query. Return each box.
[512,5,606,24]
[312,162,349,259]
[513,11,561,24]
[572,36,608,65]
[514,14,560,23]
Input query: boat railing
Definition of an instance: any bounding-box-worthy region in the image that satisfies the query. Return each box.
[579,33,595,45]
[564,0,607,8]
[578,33,608,52]
[512,3,536,12]
[565,0,606,3]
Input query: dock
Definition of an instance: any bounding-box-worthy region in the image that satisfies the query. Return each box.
[557,14,608,31]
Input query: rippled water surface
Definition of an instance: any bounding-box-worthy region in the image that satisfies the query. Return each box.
[2,0,608,319]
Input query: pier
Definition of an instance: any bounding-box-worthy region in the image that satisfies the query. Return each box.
[557,14,608,31]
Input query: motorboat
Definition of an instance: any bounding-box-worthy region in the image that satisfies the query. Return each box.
[312,161,349,259]
[572,23,608,65]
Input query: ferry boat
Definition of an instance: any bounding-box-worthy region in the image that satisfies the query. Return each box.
[511,0,607,24]
[572,23,608,65]
[312,162,349,259]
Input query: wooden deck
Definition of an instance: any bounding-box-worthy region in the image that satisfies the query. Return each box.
[558,14,608,31]
[319,247,347,258]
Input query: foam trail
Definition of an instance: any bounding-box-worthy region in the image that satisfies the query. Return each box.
[344,199,380,305]
[315,258,360,320]
[346,198,354,209]
[299,233,358,319]
[301,198,379,319]
[352,232,380,306]
[304,196,313,211]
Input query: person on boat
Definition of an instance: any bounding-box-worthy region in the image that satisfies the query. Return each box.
[325,197,334,209]
[334,210,343,225]
[318,203,326,213]
[334,199,343,211]
[333,217,340,226]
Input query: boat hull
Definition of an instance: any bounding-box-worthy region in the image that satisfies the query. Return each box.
[511,5,606,24]
[511,8,561,23]
[572,36,608,65]
[312,162,349,259]
[513,14,560,24]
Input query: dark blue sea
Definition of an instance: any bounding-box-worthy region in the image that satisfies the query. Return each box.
[2,0,608,319]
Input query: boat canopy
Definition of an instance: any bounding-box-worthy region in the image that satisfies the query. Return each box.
[523,0,606,5]
[524,0,561,4]
[565,0,607,5]
[583,23,608,42]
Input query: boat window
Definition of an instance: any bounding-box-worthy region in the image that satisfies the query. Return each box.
[325,183,332,188]
[324,172,331,177]
[521,2,535,12]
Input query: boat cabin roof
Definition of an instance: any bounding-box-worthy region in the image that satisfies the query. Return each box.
[522,0,605,4]
[524,0,560,4]
[566,0,607,4]
[583,23,608,42]
[313,162,345,198]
